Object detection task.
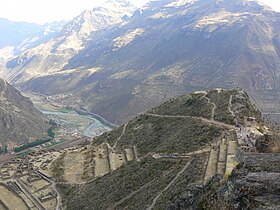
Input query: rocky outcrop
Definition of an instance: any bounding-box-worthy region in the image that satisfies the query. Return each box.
[189,153,280,210]
[214,153,280,210]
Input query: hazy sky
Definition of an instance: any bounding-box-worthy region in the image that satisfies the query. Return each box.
[0,0,149,24]
[0,0,279,24]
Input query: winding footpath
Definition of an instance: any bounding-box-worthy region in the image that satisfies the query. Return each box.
[228,95,235,118]
[228,95,237,124]
[144,93,238,131]
[113,123,128,149]
[203,94,216,121]
[145,113,237,130]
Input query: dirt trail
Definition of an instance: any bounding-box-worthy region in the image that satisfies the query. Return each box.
[146,159,193,210]
[228,95,238,124]
[145,113,237,130]
[203,94,216,121]
[107,180,155,210]
[113,123,128,149]
[152,148,210,159]
[228,95,235,118]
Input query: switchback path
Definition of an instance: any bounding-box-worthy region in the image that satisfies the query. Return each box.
[146,159,194,210]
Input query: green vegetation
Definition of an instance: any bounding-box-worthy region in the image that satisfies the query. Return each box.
[13,119,58,153]
[58,154,209,210]
[59,108,72,113]
[153,154,207,209]
[206,89,236,125]
[58,157,192,210]
[95,115,222,155]
[231,92,262,123]
[16,149,33,157]
[42,139,66,148]
[150,92,212,119]
[14,138,52,153]
[48,119,58,139]
[51,152,66,182]
[57,88,273,209]
[0,145,8,154]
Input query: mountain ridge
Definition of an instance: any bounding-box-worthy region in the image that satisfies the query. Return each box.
[53,88,279,210]
[3,0,136,84]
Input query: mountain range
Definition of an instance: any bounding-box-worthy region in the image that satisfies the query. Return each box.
[1,2,280,208]
[0,0,280,125]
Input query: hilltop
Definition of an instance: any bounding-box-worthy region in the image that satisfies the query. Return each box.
[49,88,280,210]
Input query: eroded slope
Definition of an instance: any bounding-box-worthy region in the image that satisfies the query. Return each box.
[0,78,49,145]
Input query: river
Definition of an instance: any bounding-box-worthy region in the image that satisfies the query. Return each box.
[24,92,114,138]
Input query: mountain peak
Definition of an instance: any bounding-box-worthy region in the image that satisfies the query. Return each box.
[102,0,134,7]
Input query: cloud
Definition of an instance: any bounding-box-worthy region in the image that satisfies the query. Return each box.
[0,0,279,24]
[258,0,280,12]
[0,0,98,24]
[0,0,148,24]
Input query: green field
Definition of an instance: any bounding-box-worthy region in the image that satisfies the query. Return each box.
[16,149,33,156]
[43,139,66,148]
[59,108,72,113]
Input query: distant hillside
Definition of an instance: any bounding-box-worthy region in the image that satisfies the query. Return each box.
[56,88,273,210]
[0,78,50,145]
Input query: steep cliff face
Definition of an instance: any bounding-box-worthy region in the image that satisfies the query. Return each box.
[0,78,49,145]
[194,153,280,210]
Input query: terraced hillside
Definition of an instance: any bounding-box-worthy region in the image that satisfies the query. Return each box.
[54,88,271,210]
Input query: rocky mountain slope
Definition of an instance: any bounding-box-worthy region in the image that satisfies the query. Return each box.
[3,0,280,125]
[0,19,63,79]
[0,78,50,145]
[4,0,135,84]
[193,149,280,209]
[50,88,280,210]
